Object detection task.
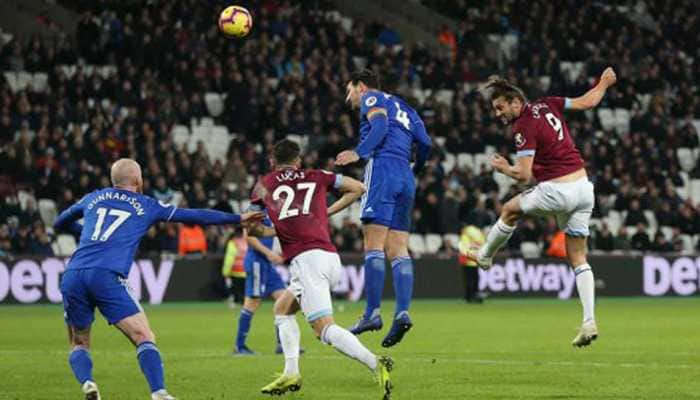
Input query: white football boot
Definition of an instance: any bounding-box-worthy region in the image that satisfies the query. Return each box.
[572,320,598,347]
[81,381,101,400]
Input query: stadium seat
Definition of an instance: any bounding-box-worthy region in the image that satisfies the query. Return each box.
[520,242,541,258]
[424,233,442,253]
[493,171,514,197]
[597,108,615,131]
[171,191,183,207]
[55,234,78,256]
[614,108,630,134]
[37,199,57,226]
[340,16,353,33]
[411,89,428,106]
[204,93,224,117]
[474,153,491,172]
[60,65,76,79]
[31,73,48,93]
[16,71,32,91]
[559,61,573,81]
[408,234,426,256]
[189,126,209,153]
[442,233,459,250]
[539,76,551,91]
[457,153,475,171]
[435,90,454,106]
[659,226,674,241]
[17,190,34,211]
[679,235,694,254]
[441,153,456,173]
[690,179,700,204]
[677,148,696,172]
[171,125,190,150]
[199,117,214,127]
[606,210,622,234]
[636,93,652,111]
[434,136,446,147]
[643,210,658,230]
[208,125,231,163]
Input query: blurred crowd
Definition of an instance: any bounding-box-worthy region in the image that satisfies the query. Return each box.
[1,0,699,257]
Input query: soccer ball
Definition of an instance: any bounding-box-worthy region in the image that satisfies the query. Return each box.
[218,5,252,38]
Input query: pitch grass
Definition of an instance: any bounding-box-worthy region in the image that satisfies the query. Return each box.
[1,298,699,399]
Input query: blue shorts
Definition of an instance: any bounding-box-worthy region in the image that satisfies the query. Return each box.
[244,257,286,298]
[60,268,142,329]
[360,157,415,231]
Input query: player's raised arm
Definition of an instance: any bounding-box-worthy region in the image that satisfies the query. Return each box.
[491,153,534,183]
[327,175,366,216]
[568,67,617,111]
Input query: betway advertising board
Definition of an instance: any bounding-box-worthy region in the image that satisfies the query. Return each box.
[1,255,699,304]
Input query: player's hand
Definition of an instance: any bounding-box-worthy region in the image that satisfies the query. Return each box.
[267,253,285,265]
[240,211,265,227]
[490,154,510,173]
[600,67,617,88]
[335,150,360,166]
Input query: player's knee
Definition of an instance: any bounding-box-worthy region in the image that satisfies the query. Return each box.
[311,317,333,339]
[243,297,261,312]
[131,328,156,345]
[71,333,90,348]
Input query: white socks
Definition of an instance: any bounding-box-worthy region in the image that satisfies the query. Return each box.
[321,324,378,371]
[574,264,595,322]
[275,315,301,375]
[479,218,515,259]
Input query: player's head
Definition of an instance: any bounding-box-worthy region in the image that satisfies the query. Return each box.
[111,158,143,193]
[272,139,302,169]
[346,69,380,109]
[486,77,528,125]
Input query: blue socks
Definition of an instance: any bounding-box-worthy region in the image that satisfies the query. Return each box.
[69,346,93,384]
[363,250,386,319]
[392,256,413,317]
[136,341,165,393]
[236,308,254,349]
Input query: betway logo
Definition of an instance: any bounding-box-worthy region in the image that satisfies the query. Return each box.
[478,258,576,299]
[0,258,173,304]
[643,256,700,296]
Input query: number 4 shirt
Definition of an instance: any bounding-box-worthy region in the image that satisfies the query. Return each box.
[512,97,585,182]
[251,168,342,262]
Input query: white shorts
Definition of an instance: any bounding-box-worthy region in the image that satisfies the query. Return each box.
[288,249,342,322]
[519,177,595,237]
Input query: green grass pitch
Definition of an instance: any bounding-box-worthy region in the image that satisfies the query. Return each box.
[1,298,699,399]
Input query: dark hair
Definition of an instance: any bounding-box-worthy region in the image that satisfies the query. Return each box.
[485,77,527,103]
[273,139,301,165]
[350,69,380,89]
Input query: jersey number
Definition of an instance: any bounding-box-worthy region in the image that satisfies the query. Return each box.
[91,208,131,241]
[394,102,410,130]
[272,183,317,220]
[545,113,564,141]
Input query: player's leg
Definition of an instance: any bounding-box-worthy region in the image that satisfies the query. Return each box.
[564,180,597,347]
[235,297,261,354]
[235,261,263,354]
[353,158,391,333]
[262,289,302,395]
[382,229,414,348]
[474,194,523,266]
[270,288,292,354]
[91,270,174,400]
[61,269,100,399]
[305,250,393,398]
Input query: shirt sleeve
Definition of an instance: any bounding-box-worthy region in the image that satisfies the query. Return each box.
[53,193,88,231]
[249,181,267,211]
[544,96,569,112]
[314,170,340,189]
[513,119,538,158]
[151,198,179,223]
[359,91,388,121]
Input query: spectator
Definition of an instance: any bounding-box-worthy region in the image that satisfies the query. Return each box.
[630,223,651,251]
[650,232,674,253]
[614,227,631,251]
[624,199,648,227]
[177,224,207,255]
[594,223,615,251]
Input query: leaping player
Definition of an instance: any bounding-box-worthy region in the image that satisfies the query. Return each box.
[336,69,432,348]
[467,67,617,347]
[248,139,393,399]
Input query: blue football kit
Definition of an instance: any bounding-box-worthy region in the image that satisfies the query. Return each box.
[56,187,241,328]
[243,217,285,298]
[351,89,432,347]
[356,90,432,231]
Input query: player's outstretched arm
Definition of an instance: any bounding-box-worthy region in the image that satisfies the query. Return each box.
[168,208,263,226]
[328,176,366,216]
[336,111,389,166]
[53,202,84,236]
[568,67,617,110]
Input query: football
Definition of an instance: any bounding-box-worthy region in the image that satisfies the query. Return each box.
[218,5,252,38]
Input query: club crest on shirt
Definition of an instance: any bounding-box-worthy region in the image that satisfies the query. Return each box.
[365,96,377,107]
[515,133,526,147]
